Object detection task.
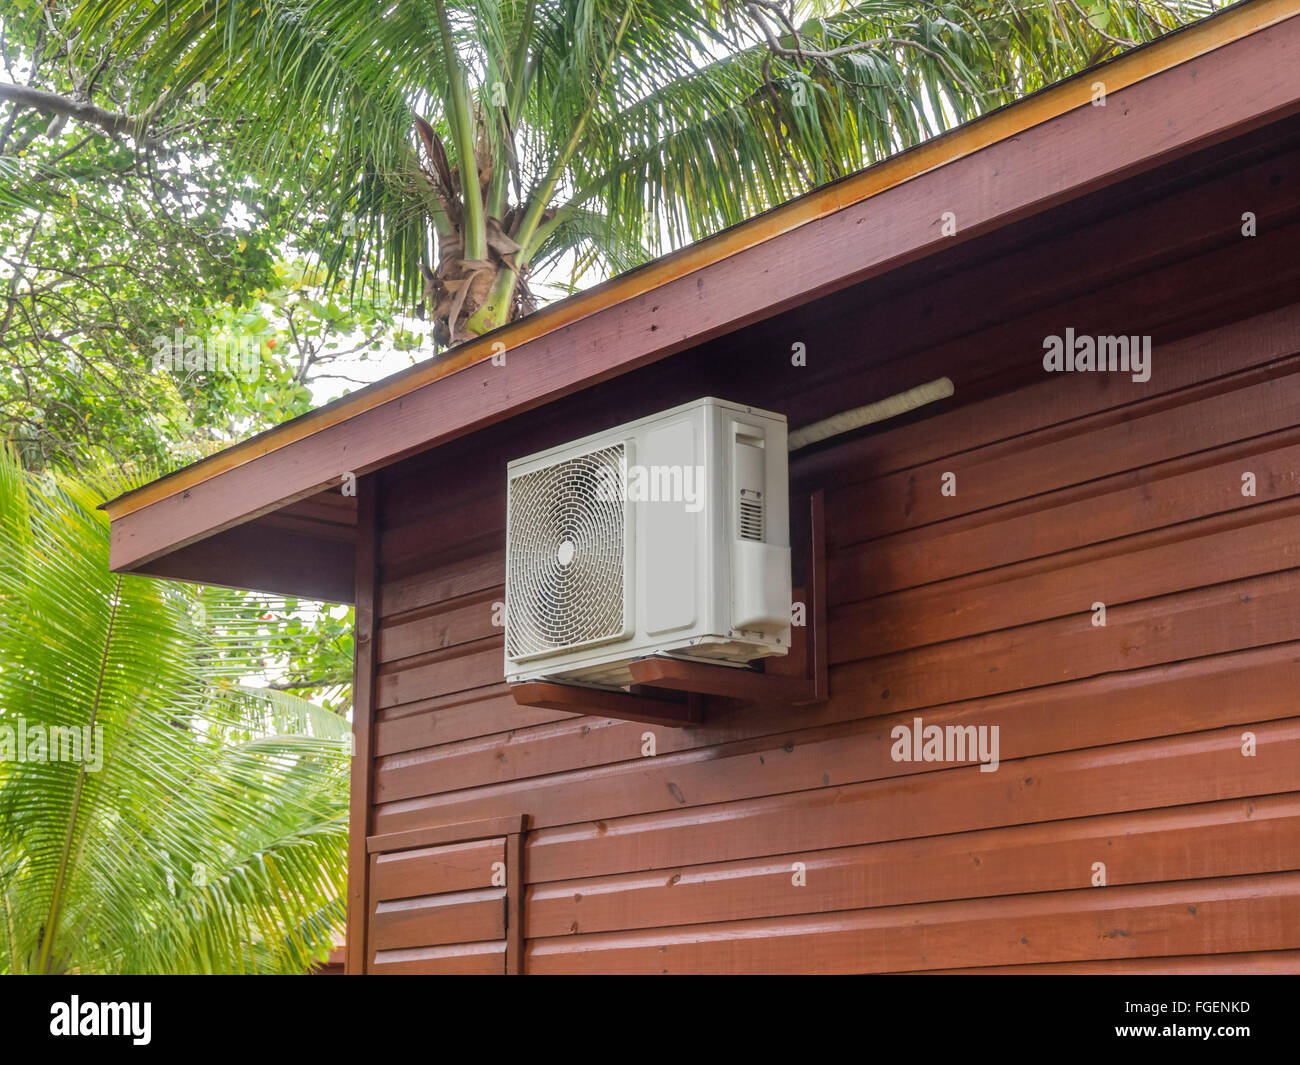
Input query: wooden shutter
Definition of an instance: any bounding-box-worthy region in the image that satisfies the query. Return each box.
[366,815,527,974]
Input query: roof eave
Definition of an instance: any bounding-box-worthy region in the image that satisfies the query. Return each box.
[106,1,1300,579]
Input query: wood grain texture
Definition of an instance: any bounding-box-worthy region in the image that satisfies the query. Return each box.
[391,706,1300,841]
[368,815,524,854]
[372,642,1296,803]
[371,940,505,975]
[359,298,1300,972]
[371,838,505,901]
[344,478,378,974]
[506,830,525,975]
[526,795,1300,936]
[370,888,506,951]
[343,102,1300,972]
[922,950,1300,974]
[526,872,1300,974]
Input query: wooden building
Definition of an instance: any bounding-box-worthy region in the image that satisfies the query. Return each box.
[107,2,1300,974]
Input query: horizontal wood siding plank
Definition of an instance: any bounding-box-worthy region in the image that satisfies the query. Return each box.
[923,949,1300,974]
[381,551,504,618]
[526,794,1300,936]
[375,640,1299,804]
[835,427,1300,598]
[794,302,1300,496]
[371,940,505,975]
[383,496,504,578]
[378,707,1300,853]
[834,566,1297,695]
[370,888,506,951]
[376,637,503,708]
[526,872,1300,974]
[374,688,573,756]
[379,588,502,664]
[523,700,1300,882]
[780,146,1300,400]
[372,574,1300,834]
[833,501,1300,659]
[823,364,1300,548]
[780,211,1300,444]
[372,838,506,901]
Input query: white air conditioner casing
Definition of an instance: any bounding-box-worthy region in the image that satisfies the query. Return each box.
[504,397,791,689]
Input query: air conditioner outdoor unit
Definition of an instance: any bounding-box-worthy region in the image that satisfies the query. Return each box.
[504,397,791,689]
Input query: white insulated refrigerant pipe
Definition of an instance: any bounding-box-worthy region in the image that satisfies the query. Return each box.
[786,377,955,451]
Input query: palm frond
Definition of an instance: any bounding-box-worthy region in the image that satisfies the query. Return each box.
[0,450,348,974]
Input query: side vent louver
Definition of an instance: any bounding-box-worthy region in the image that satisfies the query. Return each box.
[739,490,764,542]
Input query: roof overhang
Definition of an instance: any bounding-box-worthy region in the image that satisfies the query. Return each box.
[106,0,1300,599]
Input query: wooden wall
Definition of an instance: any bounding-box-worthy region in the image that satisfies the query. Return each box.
[350,127,1300,974]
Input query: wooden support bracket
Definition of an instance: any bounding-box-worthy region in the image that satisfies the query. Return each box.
[509,680,704,728]
[509,490,828,727]
[626,656,816,704]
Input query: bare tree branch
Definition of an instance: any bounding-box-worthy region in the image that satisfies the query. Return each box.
[0,82,155,144]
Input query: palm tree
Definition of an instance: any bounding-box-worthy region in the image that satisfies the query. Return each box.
[62,1,1220,348]
[0,449,349,974]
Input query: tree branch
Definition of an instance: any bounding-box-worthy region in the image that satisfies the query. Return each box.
[0,82,155,144]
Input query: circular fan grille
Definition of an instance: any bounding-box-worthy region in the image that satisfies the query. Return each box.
[506,443,627,660]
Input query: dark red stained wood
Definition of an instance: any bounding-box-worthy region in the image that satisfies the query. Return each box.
[627,659,814,705]
[522,644,1300,882]
[823,362,1300,550]
[371,940,506,975]
[526,794,1300,936]
[835,427,1300,599]
[367,814,525,855]
[378,588,502,663]
[370,888,506,951]
[511,681,703,729]
[373,688,572,755]
[365,373,1300,771]
[809,492,829,702]
[380,552,504,618]
[834,566,1300,704]
[833,501,1300,660]
[371,573,1300,835]
[790,301,1300,496]
[374,714,695,802]
[374,637,1299,808]
[781,144,1300,389]
[383,499,505,579]
[505,830,525,975]
[376,637,503,708]
[776,213,1300,455]
[134,519,355,603]
[278,490,358,526]
[525,871,1300,974]
[255,512,356,544]
[924,950,1300,974]
[345,477,378,975]
[371,838,505,901]
[374,698,1300,844]
[109,17,1300,574]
